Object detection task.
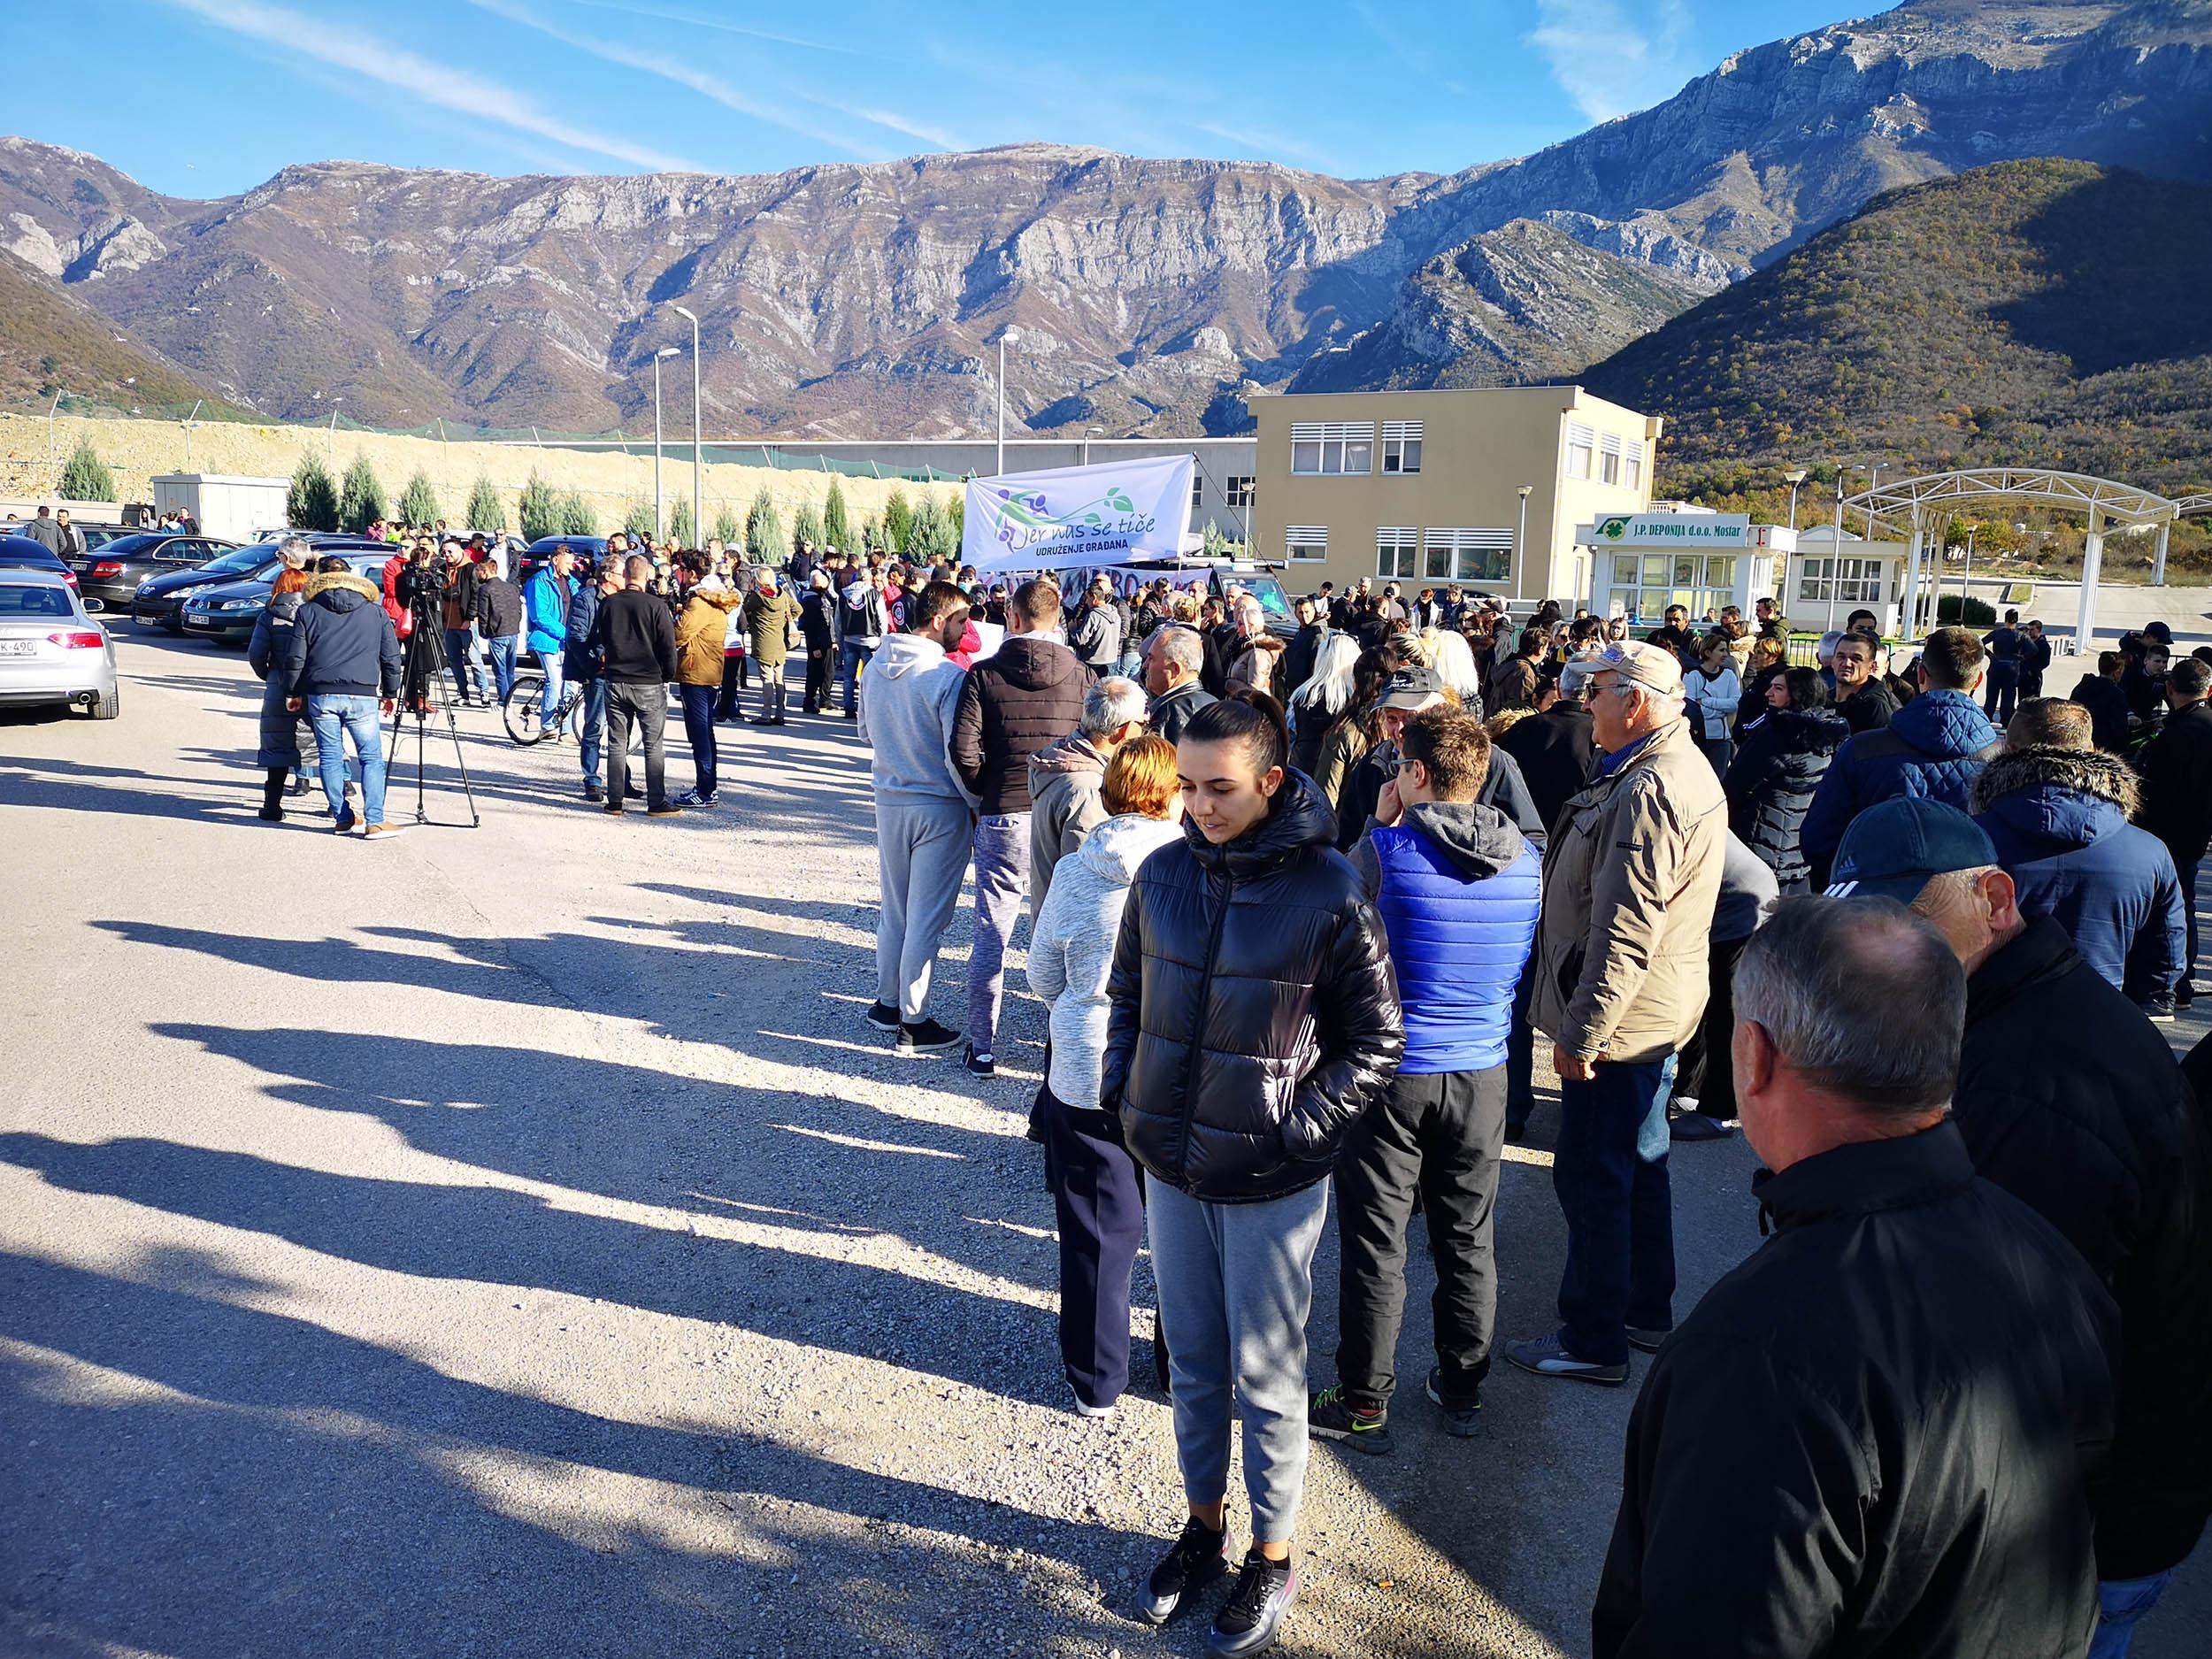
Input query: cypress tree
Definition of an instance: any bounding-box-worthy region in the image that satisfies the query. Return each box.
[883,487,913,554]
[746,488,784,564]
[465,475,506,532]
[337,455,387,534]
[288,451,340,532]
[58,437,114,502]
[518,472,560,541]
[397,471,442,526]
[822,478,852,551]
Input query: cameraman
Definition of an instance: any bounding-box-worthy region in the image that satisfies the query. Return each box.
[437,541,488,707]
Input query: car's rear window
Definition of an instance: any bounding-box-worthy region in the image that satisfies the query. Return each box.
[0,586,73,616]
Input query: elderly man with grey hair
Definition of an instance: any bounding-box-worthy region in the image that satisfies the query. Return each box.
[1594,895,2118,1658]
[1028,674,1148,918]
[1140,624,1216,745]
[1829,798,2212,1652]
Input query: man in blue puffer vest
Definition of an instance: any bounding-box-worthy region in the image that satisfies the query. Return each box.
[1801,626,2004,888]
[1309,705,1542,1454]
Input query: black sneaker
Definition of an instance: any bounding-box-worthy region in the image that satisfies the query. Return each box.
[1208,1551,1296,1657]
[1669,1112,1736,1141]
[1626,1326,1671,1355]
[864,1001,902,1032]
[2177,979,2200,1008]
[1137,1516,1230,1625]
[896,1018,963,1055]
[1425,1368,1483,1438]
[2139,993,2178,1025]
[583,781,605,803]
[964,1044,996,1078]
[1307,1384,1392,1455]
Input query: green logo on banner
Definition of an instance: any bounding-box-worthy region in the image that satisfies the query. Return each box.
[1599,516,1631,541]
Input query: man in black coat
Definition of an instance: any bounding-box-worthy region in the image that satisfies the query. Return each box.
[1594,895,2118,1659]
[591,554,682,817]
[1494,682,1596,837]
[1839,799,2212,1650]
[1279,595,1325,700]
[950,578,1089,1077]
[2072,649,2133,753]
[2137,657,2212,1003]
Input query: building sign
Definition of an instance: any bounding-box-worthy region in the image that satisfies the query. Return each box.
[965,454,1194,572]
[1591,513,1753,546]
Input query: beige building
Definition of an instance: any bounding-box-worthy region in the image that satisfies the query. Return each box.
[1249,385,1661,604]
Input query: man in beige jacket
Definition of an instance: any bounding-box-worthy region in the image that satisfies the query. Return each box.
[1509,641,1724,1386]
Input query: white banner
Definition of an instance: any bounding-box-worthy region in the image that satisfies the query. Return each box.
[964,454,1194,573]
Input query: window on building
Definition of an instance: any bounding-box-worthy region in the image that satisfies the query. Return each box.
[1191,472,1205,510]
[1624,439,1644,491]
[1608,552,1740,622]
[1797,557,1884,605]
[1565,421,1594,481]
[1226,476,1255,509]
[1286,525,1329,563]
[1381,419,1423,475]
[1290,420,1376,475]
[1425,527,1513,585]
[1600,431,1623,487]
[1376,526,1417,579]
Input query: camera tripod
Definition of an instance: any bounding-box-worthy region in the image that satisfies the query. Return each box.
[387,591,483,829]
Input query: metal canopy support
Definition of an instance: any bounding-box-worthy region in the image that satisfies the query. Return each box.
[2154,523,2170,588]
[2078,506,2105,651]
[1904,508,1925,635]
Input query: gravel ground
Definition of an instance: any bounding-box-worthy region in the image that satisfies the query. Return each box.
[2,630,2204,1659]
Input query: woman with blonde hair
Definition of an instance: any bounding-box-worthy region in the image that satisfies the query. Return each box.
[1288,634,1360,778]
[1027,733,1185,1417]
[1425,627,1482,703]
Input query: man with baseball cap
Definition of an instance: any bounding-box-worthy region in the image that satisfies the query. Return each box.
[1831,800,2212,1654]
[1509,640,1725,1385]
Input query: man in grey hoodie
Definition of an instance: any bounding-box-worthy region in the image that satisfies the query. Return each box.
[860,580,976,1054]
[1027,675,1148,920]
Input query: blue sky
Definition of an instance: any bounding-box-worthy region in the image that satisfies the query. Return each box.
[7,0,1854,195]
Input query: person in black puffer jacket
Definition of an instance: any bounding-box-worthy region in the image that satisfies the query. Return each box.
[1723,666,1847,894]
[1102,693,1402,1655]
[247,562,322,819]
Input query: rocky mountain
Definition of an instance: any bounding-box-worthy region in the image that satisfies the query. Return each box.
[1286,220,1706,394]
[1581,158,2212,493]
[0,250,239,416]
[0,1,2207,438]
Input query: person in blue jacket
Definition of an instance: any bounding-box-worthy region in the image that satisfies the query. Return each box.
[1971,699,2185,1017]
[1801,626,2002,887]
[524,546,577,731]
[1310,705,1543,1452]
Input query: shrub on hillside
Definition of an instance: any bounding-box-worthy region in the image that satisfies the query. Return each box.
[557,491,597,536]
[58,437,114,502]
[822,479,851,551]
[465,476,506,532]
[397,471,442,527]
[338,455,387,534]
[518,472,560,542]
[288,451,340,532]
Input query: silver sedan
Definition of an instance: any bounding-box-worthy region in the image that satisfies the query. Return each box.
[0,571,119,718]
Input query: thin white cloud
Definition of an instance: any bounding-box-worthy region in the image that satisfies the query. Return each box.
[161,0,703,173]
[1193,122,1348,177]
[1351,0,1471,97]
[560,0,884,59]
[1531,0,1701,126]
[467,0,893,160]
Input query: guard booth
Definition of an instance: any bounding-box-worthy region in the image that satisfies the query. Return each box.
[1786,525,1908,635]
[1578,511,1790,625]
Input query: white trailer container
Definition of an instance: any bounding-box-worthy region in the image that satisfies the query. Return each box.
[150,474,290,544]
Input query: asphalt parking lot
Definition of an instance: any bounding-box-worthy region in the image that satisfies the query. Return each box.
[2,627,2203,1658]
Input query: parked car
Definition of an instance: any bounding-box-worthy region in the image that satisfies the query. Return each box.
[131,543,288,630]
[180,544,391,645]
[0,534,81,592]
[64,532,240,611]
[0,569,119,718]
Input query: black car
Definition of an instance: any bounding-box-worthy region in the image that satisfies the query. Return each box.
[516,534,611,590]
[132,543,288,631]
[179,539,394,644]
[65,532,239,611]
[0,534,82,597]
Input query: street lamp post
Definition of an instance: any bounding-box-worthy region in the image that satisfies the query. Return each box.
[46,388,65,469]
[1516,484,1533,593]
[1084,426,1103,468]
[652,346,680,541]
[328,397,343,433]
[1784,468,1808,531]
[996,327,1021,476]
[671,305,702,546]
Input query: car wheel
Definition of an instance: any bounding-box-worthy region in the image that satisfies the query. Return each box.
[89,686,120,720]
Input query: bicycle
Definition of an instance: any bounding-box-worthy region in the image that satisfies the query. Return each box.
[503,667,587,746]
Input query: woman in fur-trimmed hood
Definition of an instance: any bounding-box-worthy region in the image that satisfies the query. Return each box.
[1971,739,2186,1002]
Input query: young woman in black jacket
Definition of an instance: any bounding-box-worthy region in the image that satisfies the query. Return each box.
[1722,667,1848,894]
[1102,693,1403,1656]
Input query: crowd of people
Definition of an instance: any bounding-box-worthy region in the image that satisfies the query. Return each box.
[850,572,2211,1659]
[220,512,2212,1655]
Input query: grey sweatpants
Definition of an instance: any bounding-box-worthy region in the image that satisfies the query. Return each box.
[1148,1177,1331,1545]
[965,811,1030,1054]
[876,793,973,1022]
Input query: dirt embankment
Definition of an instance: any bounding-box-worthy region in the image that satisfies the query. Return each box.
[0,412,961,536]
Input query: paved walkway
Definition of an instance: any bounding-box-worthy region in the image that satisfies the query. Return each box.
[0,631,2201,1657]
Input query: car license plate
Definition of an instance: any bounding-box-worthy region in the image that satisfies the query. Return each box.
[0,640,34,656]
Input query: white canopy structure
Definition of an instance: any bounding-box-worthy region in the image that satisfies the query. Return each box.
[1838,468,2184,646]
